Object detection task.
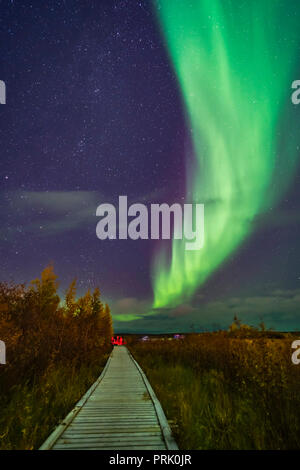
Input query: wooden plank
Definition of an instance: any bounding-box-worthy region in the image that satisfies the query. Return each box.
[73,416,158,420]
[62,437,162,442]
[65,428,162,433]
[53,445,166,450]
[64,432,161,438]
[63,432,162,438]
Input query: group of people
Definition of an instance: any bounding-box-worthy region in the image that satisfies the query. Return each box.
[111,335,126,346]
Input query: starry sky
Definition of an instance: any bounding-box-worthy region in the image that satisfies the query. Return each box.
[1,0,300,333]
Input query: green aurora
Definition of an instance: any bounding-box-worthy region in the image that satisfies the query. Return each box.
[152,0,300,309]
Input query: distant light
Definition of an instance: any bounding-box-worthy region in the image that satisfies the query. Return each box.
[140,335,149,341]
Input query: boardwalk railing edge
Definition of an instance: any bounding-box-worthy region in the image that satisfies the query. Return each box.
[39,351,113,450]
[128,349,179,451]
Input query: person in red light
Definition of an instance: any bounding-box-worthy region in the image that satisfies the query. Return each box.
[111,336,126,346]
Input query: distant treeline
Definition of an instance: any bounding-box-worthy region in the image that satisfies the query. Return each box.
[0,265,113,449]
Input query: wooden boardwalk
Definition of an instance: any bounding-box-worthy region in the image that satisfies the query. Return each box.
[40,346,178,450]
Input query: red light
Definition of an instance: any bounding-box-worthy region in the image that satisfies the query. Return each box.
[111,336,126,345]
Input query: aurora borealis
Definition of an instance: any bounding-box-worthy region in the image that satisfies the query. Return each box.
[152,0,300,309]
[1,0,300,332]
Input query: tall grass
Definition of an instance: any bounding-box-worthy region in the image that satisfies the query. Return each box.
[0,357,109,450]
[129,333,300,449]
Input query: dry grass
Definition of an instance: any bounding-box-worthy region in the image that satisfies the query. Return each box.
[0,358,109,450]
[129,332,300,449]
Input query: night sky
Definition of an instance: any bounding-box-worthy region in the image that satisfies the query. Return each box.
[1,0,300,333]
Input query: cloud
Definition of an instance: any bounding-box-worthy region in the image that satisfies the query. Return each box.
[0,187,178,241]
[253,209,300,230]
[1,190,103,237]
[169,304,195,317]
[113,297,150,316]
[15,191,98,213]
[112,288,300,332]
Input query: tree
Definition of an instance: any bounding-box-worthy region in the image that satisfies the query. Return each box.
[65,279,77,317]
[91,288,102,317]
[101,303,113,345]
[28,264,60,320]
